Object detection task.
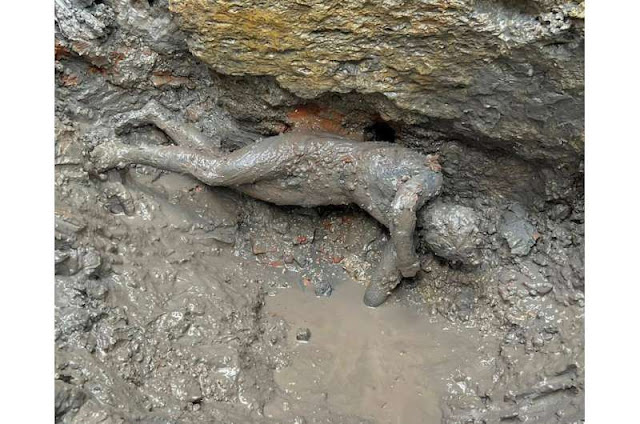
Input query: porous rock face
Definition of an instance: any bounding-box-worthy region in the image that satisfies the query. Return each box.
[169,0,584,162]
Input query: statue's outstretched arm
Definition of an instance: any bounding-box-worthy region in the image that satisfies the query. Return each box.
[112,100,215,151]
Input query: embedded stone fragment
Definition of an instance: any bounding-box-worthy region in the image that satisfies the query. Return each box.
[499,207,538,256]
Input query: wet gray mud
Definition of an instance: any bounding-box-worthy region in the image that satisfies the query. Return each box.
[265,281,499,424]
[55,1,584,423]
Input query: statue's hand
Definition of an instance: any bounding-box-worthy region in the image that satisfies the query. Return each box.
[112,100,164,135]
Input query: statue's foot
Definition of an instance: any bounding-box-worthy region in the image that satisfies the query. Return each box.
[88,142,131,173]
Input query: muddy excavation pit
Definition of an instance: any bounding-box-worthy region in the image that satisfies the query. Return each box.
[55,1,584,423]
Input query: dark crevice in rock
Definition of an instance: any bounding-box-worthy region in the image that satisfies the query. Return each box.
[364,119,397,143]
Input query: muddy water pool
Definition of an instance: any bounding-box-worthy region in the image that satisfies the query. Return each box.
[265,279,497,423]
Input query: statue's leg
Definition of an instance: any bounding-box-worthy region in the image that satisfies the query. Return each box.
[363,241,403,307]
[89,142,221,184]
[112,100,213,151]
[89,141,287,187]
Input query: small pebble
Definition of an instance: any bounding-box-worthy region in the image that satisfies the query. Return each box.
[296,327,311,342]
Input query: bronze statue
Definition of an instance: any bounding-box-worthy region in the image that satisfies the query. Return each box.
[89,101,443,306]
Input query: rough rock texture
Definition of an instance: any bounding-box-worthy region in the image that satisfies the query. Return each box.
[55,1,584,423]
[169,0,584,162]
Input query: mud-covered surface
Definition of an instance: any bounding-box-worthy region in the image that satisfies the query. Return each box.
[55,1,584,423]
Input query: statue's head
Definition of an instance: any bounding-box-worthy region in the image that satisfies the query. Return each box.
[417,201,483,267]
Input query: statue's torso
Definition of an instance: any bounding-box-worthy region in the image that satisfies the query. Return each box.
[232,132,430,210]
